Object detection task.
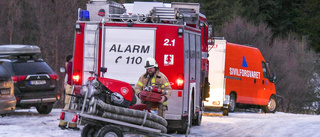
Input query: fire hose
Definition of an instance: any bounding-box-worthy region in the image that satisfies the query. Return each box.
[90,99,167,133]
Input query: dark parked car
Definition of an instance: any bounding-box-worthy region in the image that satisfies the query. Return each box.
[0,60,16,116]
[0,45,59,114]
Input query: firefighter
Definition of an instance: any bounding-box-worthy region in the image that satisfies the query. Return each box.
[135,57,172,118]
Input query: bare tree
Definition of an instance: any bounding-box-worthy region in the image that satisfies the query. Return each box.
[0,0,86,107]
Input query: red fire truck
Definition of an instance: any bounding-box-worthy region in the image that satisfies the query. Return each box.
[69,0,210,134]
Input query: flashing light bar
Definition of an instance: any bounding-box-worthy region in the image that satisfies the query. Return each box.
[80,10,90,21]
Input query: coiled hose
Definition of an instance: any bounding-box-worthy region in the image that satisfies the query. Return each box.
[93,100,167,133]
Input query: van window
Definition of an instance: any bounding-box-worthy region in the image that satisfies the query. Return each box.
[262,61,270,79]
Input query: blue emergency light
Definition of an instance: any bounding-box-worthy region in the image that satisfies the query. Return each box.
[80,10,90,21]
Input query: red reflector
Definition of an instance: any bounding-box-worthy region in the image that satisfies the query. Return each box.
[60,112,65,120]
[178,91,182,97]
[12,76,17,82]
[73,86,82,95]
[49,74,59,80]
[72,115,78,123]
[87,77,95,81]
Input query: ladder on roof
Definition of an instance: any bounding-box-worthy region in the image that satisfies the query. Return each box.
[150,7,177,23]
[101,6,199,24]
[150,7,199,24]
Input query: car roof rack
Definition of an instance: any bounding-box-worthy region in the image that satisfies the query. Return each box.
[0,45,41,55]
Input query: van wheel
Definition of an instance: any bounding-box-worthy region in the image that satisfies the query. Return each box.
[229,94,236,112]
[262,96,277,113]
[36,104,53,114]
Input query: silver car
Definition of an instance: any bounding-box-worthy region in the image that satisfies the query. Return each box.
[0,60,16,115]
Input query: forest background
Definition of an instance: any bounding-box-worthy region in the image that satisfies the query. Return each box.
[0,0,319,114]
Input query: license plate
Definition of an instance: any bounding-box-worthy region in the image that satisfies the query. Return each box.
[1,89,10,95]
[30,80,46,85]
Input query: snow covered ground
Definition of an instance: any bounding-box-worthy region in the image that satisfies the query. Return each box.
[0,108,320,137]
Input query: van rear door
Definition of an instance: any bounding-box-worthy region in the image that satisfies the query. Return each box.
[204,39,226,107]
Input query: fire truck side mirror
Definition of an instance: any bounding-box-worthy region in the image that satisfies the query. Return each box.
[100,67,107,73]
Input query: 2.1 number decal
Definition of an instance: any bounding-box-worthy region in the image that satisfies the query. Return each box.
[163,38,175,46]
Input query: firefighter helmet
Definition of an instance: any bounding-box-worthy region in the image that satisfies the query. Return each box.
[145,57,158,69]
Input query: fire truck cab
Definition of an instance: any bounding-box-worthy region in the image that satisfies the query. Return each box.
[71,0,210,133]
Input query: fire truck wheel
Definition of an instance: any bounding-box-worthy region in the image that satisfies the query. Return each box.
[193,100,204,126]
[36,103,53,114]
[193,110,202,126]
[166,128,176,134]
[176,119,190,134]
[229,94,236,112]
[97,125,123,137]
[262,96,277,113]
[81,124,99,137]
